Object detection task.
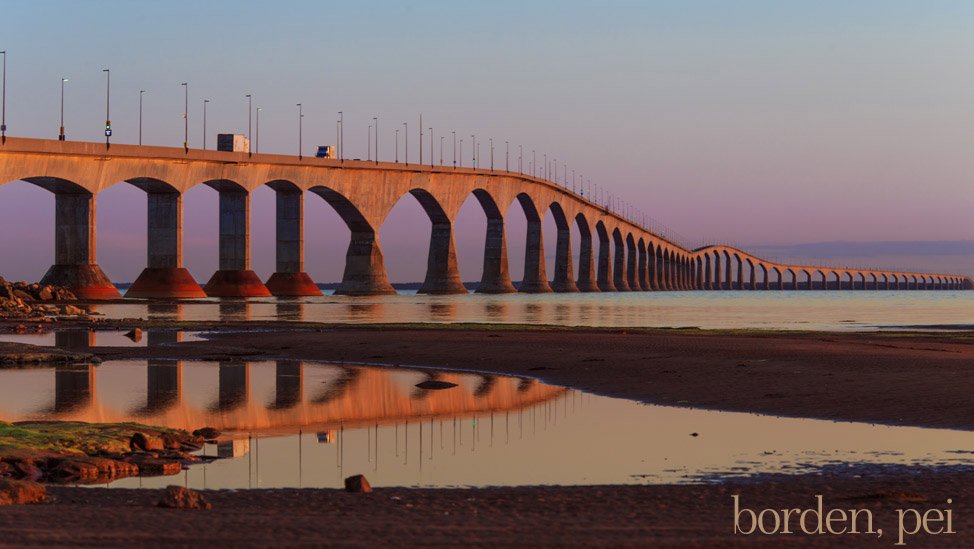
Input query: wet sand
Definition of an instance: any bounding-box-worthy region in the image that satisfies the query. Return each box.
[4,323,974,547]
[0,469,970,547]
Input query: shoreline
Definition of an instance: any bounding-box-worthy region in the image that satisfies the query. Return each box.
[3,321,974,546]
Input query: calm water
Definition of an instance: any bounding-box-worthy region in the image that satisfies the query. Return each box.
[1,360,972,489]
[86,290,974,330]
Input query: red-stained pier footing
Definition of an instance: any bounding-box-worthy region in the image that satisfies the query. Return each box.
[203,270,272,298]
[125,267,207,299]
[264,272,322,297]
[39,264,121,300]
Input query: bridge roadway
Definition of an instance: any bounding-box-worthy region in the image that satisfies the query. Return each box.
[0,137,969,298]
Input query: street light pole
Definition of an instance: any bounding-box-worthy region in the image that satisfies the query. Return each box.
[338,111,343,161]
[256,107,261,154]
[439,136,444,166]
[59,77,68,141]
[395,129,399,162]
[0,50,6,143]
[296,103,303,159]
[202,99,209,150]
[452,131,456,168]
[373,117,378,164]
[459,138,463,168]
[138,90,145,146]
[403,122,408,165]
[471,134,475,168]
[489,138,494,170]
[103,69,110,148]
[505,141,509,171]
[367,124,371,161]
[181,83,188,152]
[428,127,433,168]
[246,94,252,156]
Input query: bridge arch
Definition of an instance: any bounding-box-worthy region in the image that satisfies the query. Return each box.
[513,193,551,293]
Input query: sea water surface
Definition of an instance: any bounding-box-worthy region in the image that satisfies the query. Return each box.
[0,360,972,489]
[87,290,974,331]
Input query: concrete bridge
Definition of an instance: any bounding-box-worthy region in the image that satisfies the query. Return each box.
[0,137,969,298]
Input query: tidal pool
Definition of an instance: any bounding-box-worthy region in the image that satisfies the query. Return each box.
[0,360,971,489]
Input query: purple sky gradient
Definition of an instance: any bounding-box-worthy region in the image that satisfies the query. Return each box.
[1,1,972,282]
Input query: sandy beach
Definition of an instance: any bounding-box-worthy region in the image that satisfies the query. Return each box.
[2,323,974,547]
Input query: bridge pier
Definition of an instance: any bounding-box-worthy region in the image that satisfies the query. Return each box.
[476,217,517,293]
[126,191,206,299]
[203,187,272,297]
[596,232,616,291]
[648,249,660,291]
[551,223,579,293]
[625,238,639,290]
[519,218,553,293]
[637,244,649,291]
[334,230,397,295]
[418,220,468,294]
[40,193,121,300]
[612,235,630,291]
[265,187,321,296]
[574,224,599,292]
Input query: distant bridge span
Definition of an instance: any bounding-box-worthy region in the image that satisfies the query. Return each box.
[0,137,969,299]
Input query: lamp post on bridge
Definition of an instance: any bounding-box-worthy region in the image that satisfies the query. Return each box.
[505,141,509,172]
[1,50,6,143]
[459,138,463,168]
[102,69,111,148]
[256,107,261,154]
[202,99,209,150]
[440,135,444,166]
[429,127,433,168]
[296,103,303,160]
[338,111,343,162]
[471,134,476,168]
[532,150,536,177]
[395,128,399,162]
[403,122,407,165]
[452,131,456,168]
[246,94,252,156]
[138,90,145,146]
[181,82,188,152]
[59,77,68,141]
[489,138,494,170]
[373,117,378,164]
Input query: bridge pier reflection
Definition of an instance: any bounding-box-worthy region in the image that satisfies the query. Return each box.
[218,362,250,411]
[146,360,182,413]
[273,360,303,409]
[54,364,95,413]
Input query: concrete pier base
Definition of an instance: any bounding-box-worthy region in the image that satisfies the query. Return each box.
[476,218,517,294]
[418,223,468,295]
[518,220,553,293]
[126,267,206,299]
[203,270,272,297]
[333,231,397,296]
[265,271,322,297]
[40,264,120,300]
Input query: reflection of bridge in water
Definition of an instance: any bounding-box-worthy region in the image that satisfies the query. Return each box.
[5,351,566,435]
